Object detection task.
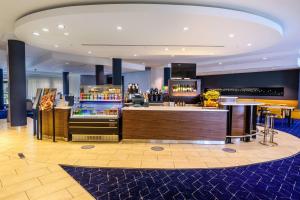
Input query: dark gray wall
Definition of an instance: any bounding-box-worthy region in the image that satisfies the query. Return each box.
[198,69,300,100]
[80,75,96,85]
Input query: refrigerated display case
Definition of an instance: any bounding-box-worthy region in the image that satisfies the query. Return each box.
[69,85,123,142]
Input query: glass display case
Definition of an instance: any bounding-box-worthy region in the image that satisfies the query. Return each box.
[69,85,123,142]
[71,85,122,119]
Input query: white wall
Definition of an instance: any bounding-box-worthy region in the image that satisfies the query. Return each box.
[123,70,151,92]
[27,75,62,99]
[150,68,164,89]
[122,68,164,92]
[69,74,81,97]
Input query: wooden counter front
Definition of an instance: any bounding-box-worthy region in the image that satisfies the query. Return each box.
[122,107,228,141]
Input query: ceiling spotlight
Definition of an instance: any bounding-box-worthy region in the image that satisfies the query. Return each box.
[247,43,252,47]
[54,44,59,48]
[133,54,137,57]
[262,57,268,60]
[229,33,235,38]
[218,62,223,65]
[183,27,189,31]
[64,32,69,36]
[65,62,69,65]
[182,48,186,51]
[32,32,40,36]
[165,47,169,51]
[42,28,49,32]
[116,26,123,30]
[88,51,92,54]
[57,24,65,29]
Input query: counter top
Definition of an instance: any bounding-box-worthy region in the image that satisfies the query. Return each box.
[55,106,72,110]
[122,106,228,112]
[220,102,264,106]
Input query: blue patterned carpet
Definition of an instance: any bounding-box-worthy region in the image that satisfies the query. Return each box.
[62,154,300,200]
[274,119,300,138]
[62,120,300,200]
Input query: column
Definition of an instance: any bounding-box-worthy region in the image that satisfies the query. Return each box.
[164,67,171,86]
[95,65,104,85]
[0,68,4,110]
[112,58,122,85]
[63,72,69,96]
[8,40,27,126]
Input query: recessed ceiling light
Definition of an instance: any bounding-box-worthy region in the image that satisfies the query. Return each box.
[182,48,186,51]
[54,44,59,48]
[183,27,189,31]
[57,24,65,29]
[171,55,175,57]
[65,62,69,65]
[42,28,49,32]
[32,32,40,36]
[247,43,252,47]
[88,51,92,54]
[229,33,235,38]
[133,54,137,57]
[116,26,123,30]
[218,62,222,65]
[165,47,169,51]
[262,57,268,60]
[64,32,69,36]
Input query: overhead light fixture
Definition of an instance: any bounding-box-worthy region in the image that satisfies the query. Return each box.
[64,32,69,36]
[165,47,169,51]
[182,48,186,51]
[42,28,49,32]
[32,32,40,36]
[116,26,123,30]
[88,51,92,54]
[228,33,235,38]
[57,24,65,29]
[218,62,222,65]
[247,43,252,47]
[133,54,137,57]
[54,44,59,48]
[183,27,189,31]
[262,57,268,60]
[65,62,69,65]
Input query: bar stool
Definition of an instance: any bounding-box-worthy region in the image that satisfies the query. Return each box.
[260,113,278,146]
[260,113,270,145]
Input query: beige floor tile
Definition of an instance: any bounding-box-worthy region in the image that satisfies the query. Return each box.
[71,193,95,200]
[108,160,141,168]
[35,189,72,200]
[141,160,174,169]
[0,192,29,200]
[26,177,76,200]
[67,184,87,198]
[38,171,69,185]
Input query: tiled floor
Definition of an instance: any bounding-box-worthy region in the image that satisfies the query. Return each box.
[0,118,300,199]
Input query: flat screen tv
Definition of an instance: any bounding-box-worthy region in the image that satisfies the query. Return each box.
[171,63,196,79]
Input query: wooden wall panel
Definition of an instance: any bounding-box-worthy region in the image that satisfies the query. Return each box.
[123,110,227,141]
[231,106,245,136]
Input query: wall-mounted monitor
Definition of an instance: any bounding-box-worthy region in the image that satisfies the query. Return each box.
[171,63,196,79]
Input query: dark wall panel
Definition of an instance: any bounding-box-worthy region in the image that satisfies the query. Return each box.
[198,69,299,100]
[80,75,96,86]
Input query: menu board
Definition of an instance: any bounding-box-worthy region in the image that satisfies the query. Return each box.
[39,88,57,111]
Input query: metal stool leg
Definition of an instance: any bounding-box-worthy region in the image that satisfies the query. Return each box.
[269,116,278,146]
[260,115,270,146]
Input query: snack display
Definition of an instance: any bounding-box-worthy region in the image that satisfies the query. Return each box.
[39,89,56,111]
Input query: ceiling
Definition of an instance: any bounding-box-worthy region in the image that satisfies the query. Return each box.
[0,0,299,75]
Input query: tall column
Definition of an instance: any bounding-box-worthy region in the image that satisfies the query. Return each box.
[8,40,27,126]
[63,72,69,96]
[95,65,104,85]
[112,58,122,85]
[0,68,4,110]
[164,67,171,86]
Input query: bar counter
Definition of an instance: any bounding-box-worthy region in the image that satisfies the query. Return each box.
[122,106,228,144]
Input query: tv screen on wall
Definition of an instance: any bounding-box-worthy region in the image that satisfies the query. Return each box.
[171,63,196,79]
